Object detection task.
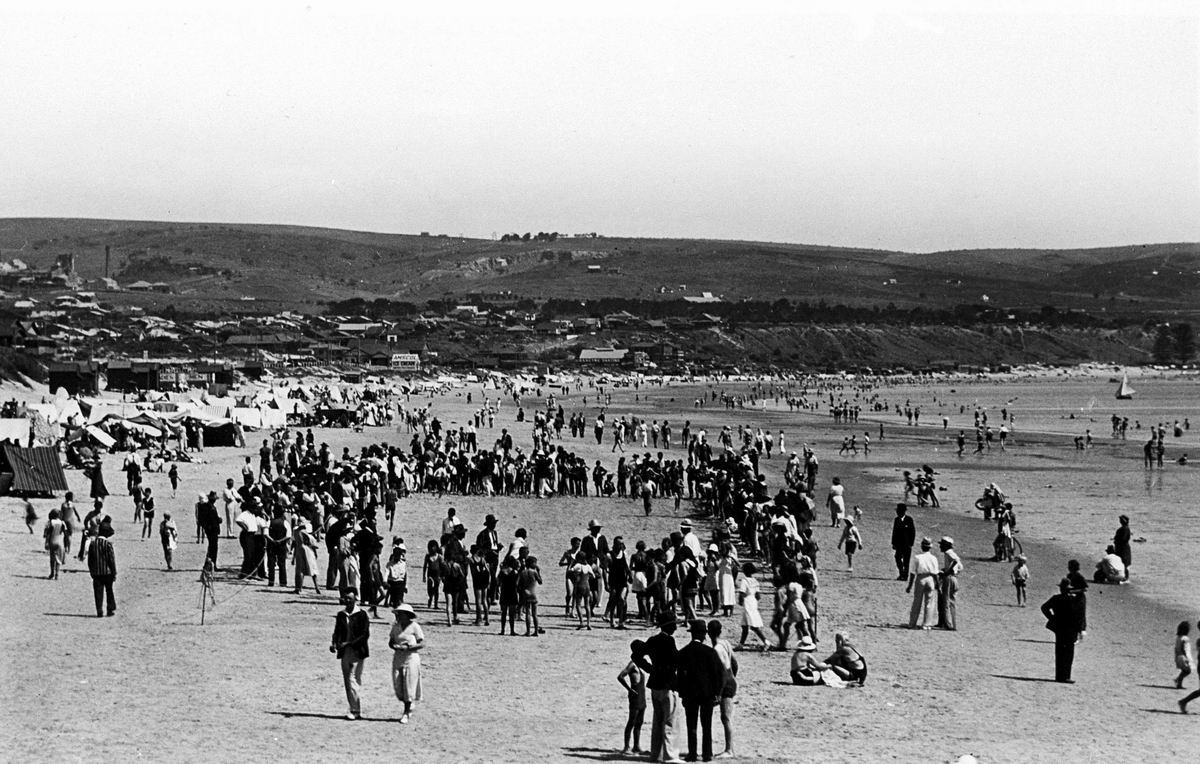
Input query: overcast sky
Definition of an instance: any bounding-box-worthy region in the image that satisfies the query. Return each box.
[0,0,1196,251]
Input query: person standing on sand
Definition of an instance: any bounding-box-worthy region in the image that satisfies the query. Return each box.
[936,537,962,630]
[619,640,649,755]
[1113,515,1132,581]
[826,478,845,528]
[1174,620,1194,690]
[636,611,682,763]
[159,511,177,570]
[198,491,222,570]
[330,590,370,720]
[43,509,66,579]
[1181,619,1200,713]
[891,503,916,581]
[59,492,80,559]
[707,619,738,759]
[675,619,724,764]
[907,538,939,630]
[86,519,117,617]
[388,603,424,725]
[1041,578,1085,683]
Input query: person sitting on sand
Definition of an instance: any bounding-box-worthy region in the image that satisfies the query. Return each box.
[790,636,836,685]
[1093,545,1127,584]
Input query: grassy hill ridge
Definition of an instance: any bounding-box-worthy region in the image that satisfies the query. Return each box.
[1,218,1197,316]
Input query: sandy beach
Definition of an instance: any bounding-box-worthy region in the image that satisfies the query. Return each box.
[1,374,1198,762]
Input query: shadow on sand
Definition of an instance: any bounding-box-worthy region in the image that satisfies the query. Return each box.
[266,710,400,724]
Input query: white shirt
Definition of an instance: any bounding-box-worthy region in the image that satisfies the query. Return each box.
[909,550,940,576]
[682,531,703,559]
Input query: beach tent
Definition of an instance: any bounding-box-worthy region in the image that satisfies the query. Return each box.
[0,418,30,447]
[259,408,288,428]
[231,407,264,429]
[0,444,69,495]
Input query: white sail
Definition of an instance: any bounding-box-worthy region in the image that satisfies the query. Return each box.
[1115,372,1135,399]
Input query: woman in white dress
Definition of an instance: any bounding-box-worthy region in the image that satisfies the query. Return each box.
[717,544,738,617]
[735,562,769,650]
[389,603,425,724]
[826,477,846,528]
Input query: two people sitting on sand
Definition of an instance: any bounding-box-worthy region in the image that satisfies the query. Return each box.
[789,633,868,687]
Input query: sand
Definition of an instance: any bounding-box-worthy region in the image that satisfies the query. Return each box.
[1,375,1198,762]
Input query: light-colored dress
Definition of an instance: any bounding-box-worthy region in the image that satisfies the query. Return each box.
[827,485,845,522]
[737,575,763,628]
[717,555,737,608]
[390,621,424,703]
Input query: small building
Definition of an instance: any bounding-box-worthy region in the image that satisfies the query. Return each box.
[47,361,102,396]
[105,359,163,392]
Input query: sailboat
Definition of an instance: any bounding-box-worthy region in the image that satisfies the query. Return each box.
[1115,372,1135,400]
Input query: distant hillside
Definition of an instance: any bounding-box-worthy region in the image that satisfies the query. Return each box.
[1,218,1197,317]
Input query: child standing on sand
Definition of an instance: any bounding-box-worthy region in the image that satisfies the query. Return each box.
[422,540,443,609]
[569,553,595,630]
[1175,621,1195,689]
[837,519,863,572]
[1011,555,1029,606]
[497,557,520,636]
[617,640,647,755]
[518,556,543,636]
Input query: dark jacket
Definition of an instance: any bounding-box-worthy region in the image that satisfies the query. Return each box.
[891,514,916,550]
[675,638,724,704]
[637,631,678,691]
[197,501,222,533]
[332,609,370,659]
[87,536,117,578]
[1041,592,1085,637]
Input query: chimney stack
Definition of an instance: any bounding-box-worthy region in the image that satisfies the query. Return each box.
[104,245,110,279]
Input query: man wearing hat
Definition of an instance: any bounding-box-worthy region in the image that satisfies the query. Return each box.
[581,519,611,606]
[1041,578,1086,682]
[936,536,963,630]
[476,514,502,604]
[906,537,940,629]
[635,611,683,763]
[197,491,223,571]
[680,520,703,561]
[86,518,117,617]
[890,503,916,581]
[675,619,724,762]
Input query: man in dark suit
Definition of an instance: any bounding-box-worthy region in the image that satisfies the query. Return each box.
[330,591,371,719]
[86,519,117,617]
[1041,578,1086,683]
[636,611,682,763]
[891,503,916,580]
[675,619,724,762]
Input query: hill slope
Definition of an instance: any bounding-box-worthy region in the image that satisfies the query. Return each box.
[1,218,1197,316]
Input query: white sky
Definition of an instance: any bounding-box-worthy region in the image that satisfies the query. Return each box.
[0,0,1196,251]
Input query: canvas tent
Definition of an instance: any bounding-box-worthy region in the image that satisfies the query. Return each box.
[0,444,69,495]
[0,418,30,447]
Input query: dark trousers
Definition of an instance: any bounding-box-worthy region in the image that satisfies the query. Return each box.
[1055,633,1076,682]
[239,531,255,576]
[204,528,219,567]
[91,575,116,615]
[683,700,714,761]
[894,547,911,578]
[326,549,340,589]
[267,545,288,586]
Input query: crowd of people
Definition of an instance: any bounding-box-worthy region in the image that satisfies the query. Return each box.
[20,371,1200,755]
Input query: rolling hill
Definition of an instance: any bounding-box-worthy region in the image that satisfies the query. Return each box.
[1,218,1197,317]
